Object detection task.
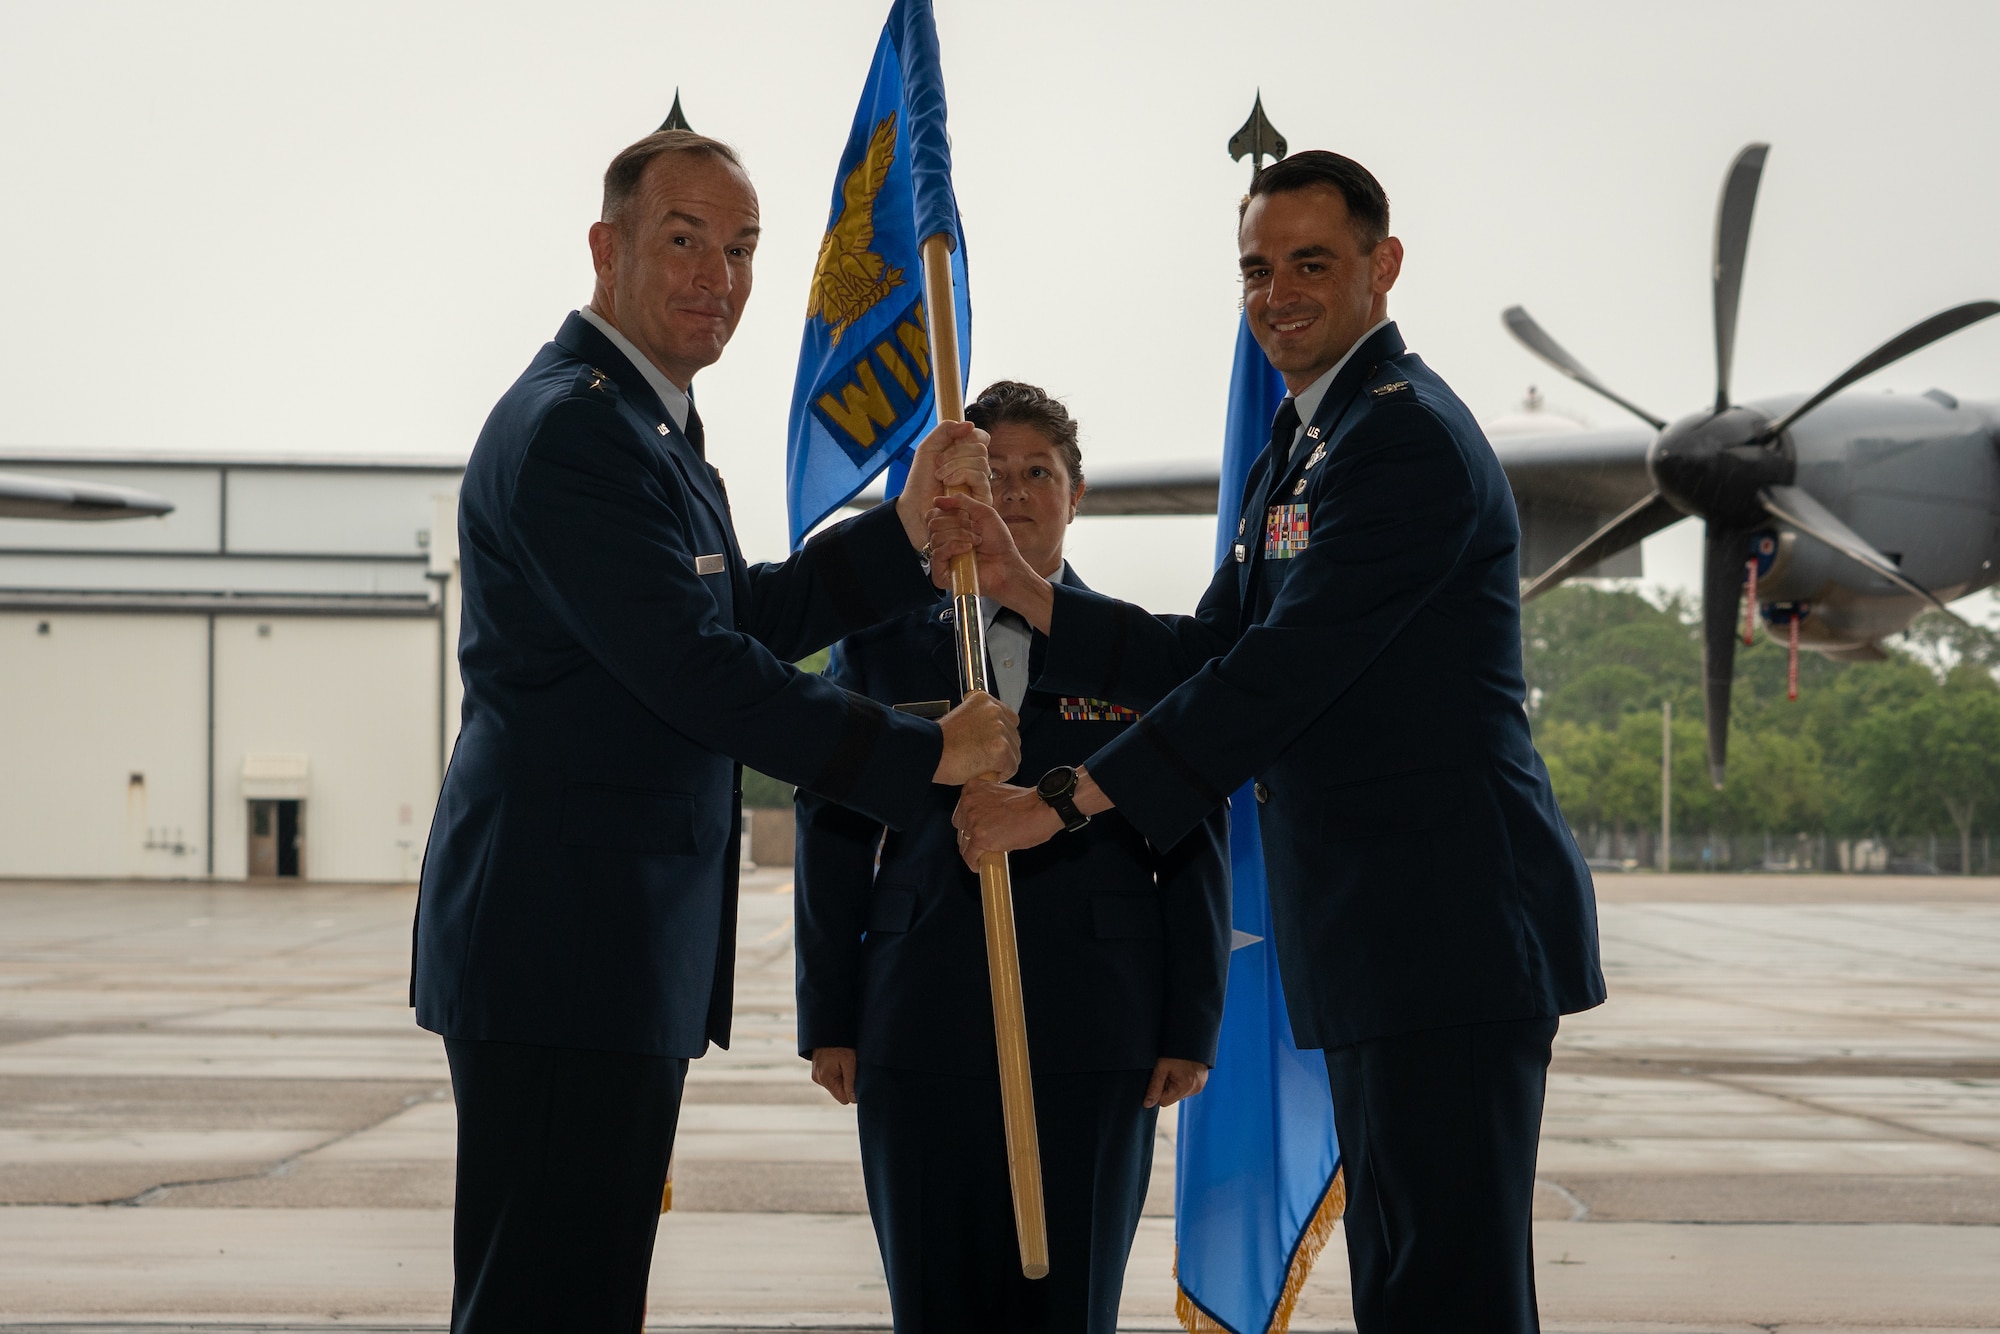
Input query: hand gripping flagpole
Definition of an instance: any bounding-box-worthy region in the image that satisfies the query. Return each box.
[921,231,1050,1280]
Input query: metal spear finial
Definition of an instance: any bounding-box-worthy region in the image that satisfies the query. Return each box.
[659,90,691,133]
[1228,91,1287,181]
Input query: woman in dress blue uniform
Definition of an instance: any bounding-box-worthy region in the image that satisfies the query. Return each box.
[794,382,1231,1333]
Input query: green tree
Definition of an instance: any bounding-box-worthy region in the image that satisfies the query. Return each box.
[1851,674,2000,873]
[1518,584,1966,866]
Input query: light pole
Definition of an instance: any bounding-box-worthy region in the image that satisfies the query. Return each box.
[1661,699,1673,872]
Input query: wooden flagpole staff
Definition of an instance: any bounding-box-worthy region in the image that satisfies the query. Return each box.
[920,231,1051,1281]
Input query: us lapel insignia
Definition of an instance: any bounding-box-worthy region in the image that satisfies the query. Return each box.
[1370,380,1411,397]
[1059,697,1138,722]
[657,423,670,435]
[1305,426,1321,440]
[1233,542,1248,564]
[1265,502,1309,558]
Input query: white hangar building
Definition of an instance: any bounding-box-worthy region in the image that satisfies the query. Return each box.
[0,452,464,883]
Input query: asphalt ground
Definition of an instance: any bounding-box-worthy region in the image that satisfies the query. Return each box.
[0,871,1996,1331]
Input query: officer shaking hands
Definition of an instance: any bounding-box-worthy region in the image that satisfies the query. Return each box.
[412,128,1018,1334]
[950,151,1605,1334]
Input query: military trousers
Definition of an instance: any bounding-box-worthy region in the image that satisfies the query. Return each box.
[1322,1015,1558,1334]
[856,1063,1157,1334]
[445,1037,687,1334]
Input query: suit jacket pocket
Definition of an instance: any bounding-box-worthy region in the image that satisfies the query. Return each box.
[1321,765,1466,839]
[1091,892,1164,940]
[866,888,916,934]
[558,783,696,853]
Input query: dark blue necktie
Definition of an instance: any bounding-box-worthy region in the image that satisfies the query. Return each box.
[1267,397,1301,465]
[683,397,705,458]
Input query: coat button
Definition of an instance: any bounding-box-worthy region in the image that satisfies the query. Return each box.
[1254,782,1270,804]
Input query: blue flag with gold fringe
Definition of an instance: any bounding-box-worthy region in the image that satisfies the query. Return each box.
[1173,313,1344,1333]
[786,0,970,547]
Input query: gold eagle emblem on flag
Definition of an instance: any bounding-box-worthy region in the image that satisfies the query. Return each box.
[807,114,906,347]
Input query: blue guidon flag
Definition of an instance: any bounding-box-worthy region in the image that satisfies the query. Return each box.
[1173,312,1344,1334]
[785,0,971,548]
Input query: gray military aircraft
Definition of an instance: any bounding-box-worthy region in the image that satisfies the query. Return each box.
[0,470,175,520]
[1499,143,1999,785]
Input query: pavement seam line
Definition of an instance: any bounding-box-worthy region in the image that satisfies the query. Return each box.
[1703,1070,2000,1162]
[0,1087,450,1209]
[1641,902,2000,977]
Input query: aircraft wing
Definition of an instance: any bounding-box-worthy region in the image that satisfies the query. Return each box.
[0,470,176,520]
[1074,458,1220,516]
[836,428,1663,579]
[1492,426,1655,512]
[1490,426,1658,578]
[1072,429,1661,523]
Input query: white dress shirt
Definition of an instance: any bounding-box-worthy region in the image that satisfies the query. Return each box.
[578,306,691,433]
[980,565,1064,712]
[1285,316,1392,461]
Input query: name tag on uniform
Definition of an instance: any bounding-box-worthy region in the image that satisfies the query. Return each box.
[1265,503,1309,558]
[893,699,952,719]
[694,553,726,575]
[1058,697,1137,722]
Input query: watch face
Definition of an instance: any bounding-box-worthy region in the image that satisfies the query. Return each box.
[1038,766,1073,799]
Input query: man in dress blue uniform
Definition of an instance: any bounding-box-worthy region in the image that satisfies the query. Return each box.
[794,383,1229,1333]
[411,129,1019,1334]
[952,152,1606,1333]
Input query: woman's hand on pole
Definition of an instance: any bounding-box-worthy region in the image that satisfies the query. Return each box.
[925,495,1054,630]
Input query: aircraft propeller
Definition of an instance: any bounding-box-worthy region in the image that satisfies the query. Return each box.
[1504,143,2000,787]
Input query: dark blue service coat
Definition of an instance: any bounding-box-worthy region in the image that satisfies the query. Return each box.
[1038,323,1606,1051]
[795,568,1231,1077]
[414,312,944,1059]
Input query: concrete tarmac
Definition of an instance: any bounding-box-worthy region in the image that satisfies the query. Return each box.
[0,871,1996,1331]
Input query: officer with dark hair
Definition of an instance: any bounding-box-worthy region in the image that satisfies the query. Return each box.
[795,381,1230,1334]
[951,151,1606,1333]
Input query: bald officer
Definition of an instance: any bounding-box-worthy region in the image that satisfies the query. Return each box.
[412,129,1018,1334]
[951,151,1605,1333]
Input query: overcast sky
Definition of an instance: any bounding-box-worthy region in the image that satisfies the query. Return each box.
[4,0,1999,614]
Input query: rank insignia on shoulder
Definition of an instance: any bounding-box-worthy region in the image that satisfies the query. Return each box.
[1370,380,1412,397]
[1265,502,1309,558]
[587,367,610,391]
[1059,697,1137,723]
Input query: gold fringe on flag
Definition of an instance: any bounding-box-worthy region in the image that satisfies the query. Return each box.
[1173,1167,1346,1333]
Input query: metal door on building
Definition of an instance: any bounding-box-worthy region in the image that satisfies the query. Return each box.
[247,800,305,879]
